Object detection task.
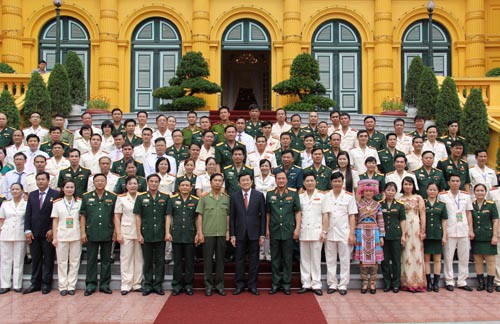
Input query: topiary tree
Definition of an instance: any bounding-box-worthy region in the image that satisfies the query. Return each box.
[416,66,439,120]
[65,51,86,105]
[48,63,72,118]
[435,77,462,135]
[404,56,424,107]
[272,53,335,111]
[23,72,52,127]
[153,51,221,111]
[0,62,15,73]
[460,88,489,155]
[0,90,21,129]
[485,67,500,77]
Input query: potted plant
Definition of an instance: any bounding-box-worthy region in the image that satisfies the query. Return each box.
[65,51,86,115]
[380,96,406,116]
[86,95,111,115]
[404,56,424,118]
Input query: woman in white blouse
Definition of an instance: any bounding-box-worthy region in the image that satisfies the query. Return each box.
[157,157,175,194]
[195,157,225,196]
[114,176,143,295]
[100,120,115,153]
[0,183,27,294]
[73,125,93,155]
[333,151,360,197]
[51,180,82,296]
[254,159,276,261]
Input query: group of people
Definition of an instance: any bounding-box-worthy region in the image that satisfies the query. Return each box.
[0,104,498,298]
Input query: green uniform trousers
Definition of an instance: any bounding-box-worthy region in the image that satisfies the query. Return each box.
[381,239,402,289]
[172,242,195,290]
[142,241,166,291]
[270,238,294,289]
[203,236,226,290]
[86,241,112,290]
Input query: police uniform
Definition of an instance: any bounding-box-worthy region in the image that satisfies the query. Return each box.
[40,141,70,157]
[80,190,117,292]
[349,147,380,174]
[166,193,199,291]
[437,157,471,191]
[407,152,423,172]
[124,134,143,148]
[396,134,413,154]
[439,135,466,156]
[166,145,190,166]
[57,166,91,197]
[272,165,304,190]
[359,172,385,201]
[133,191,170,293]
[113,176,147,195]
[211,122,235,143]
[335,128,358,151]
[245,120,263,138]
[46,157,70,190]
[377,148,405,175]
[274,147,302,167]
[266,187,301,291]
[111,158,145,177]
[471,200,498,255]
[303,165,333,191]
[215,141,246,169]
[380,199,406,290]
[80,150,110,175]
[224,164,254,195]
[289,127,311,151]
[182,125,202,146]
[414,167,447,199]
[424,199,448,254]
[271,122,291,138]
[367,130,387,151]
[469,165,498,193]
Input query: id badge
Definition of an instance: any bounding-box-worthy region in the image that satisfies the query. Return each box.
[66,217,74,228]
[456,212,463,222]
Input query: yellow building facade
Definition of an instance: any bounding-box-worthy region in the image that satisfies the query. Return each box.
[1,0,500,114]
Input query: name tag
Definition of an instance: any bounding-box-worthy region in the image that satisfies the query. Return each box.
[66,217,74,228]
[457,212,463,222]
[285,197,293,201]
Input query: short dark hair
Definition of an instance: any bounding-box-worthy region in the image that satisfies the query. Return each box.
[475,148,487,156]
[154,137,166,145]
[111,108,123,114]
[156,114,167,122]
[218,106,230,113]
[35,171,50,181]
[147,173,161,182]
[238,172,252,182]
[142,127,153,135]
[122,143,134,150]
[364,115,376,123]
[51,141,64,149]
[261,121,272,128]
[330,110,340,117]
[311,147,323,155]
[357,130,368,138]
[331,172,344,181]
[303,172,316,181]
[68,148,81,157]
[124,119,136,127]
[447,120,459,127]
[303,133,315,141]
[49,126,62,133]
[210,173,223,182]
[224,125,236,133]
[385,132,397,141]
[393,118,405,125]
[340,112,351,119]
[232,147,245,155]
[101,120,113,129]
[412,136,424,144]
[451,140,464,148]
[426,125,438,132]
[281,149,294,157]
[414,115,425,122]
[26,134,40,142]
[137,111,149,118]
[422,150,435,157]
[187,111,197,117]
[364,156,377,164]
[280,132,291,139]
[93,173,107,181]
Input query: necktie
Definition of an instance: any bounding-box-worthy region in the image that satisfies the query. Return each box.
[39,191,46,209]
[16,172,23,184]
[244,192,248,209]
[238,133,242,142]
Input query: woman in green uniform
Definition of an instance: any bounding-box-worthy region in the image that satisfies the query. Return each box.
[471,183,499,293]
[424,182,448,292]
[175,158,197,195]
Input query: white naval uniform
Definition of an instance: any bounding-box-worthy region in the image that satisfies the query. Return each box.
[133,144,155,164]
[385,171,419,198]
[114,193,143,291]
[335,128,358,151]
[271,122,291,138]
[255,175,276,261]
[469,165,498,195]
[23,126,49,143]
[349,146,380,174]
[422,140,448,167]
[73,138,92,155]
[87,172,120,193]
[247,150,278,176]
[74,126,102,140]
[101,135,116,153]
[439,190,473,287]
[299,190,328,289]
[177,159,206,177]
[323,190,358,290]
[0,199,27,289]
[396,134,413,155]
[6,143,26,165]
[46,157,70,190]
[407,152,423,172]
[51,197,82,291]
[199,145,215,163]
[80,150,110,175]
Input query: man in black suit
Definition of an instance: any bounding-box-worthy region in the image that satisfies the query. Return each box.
[229,173,266,295]
[24,171,59,294]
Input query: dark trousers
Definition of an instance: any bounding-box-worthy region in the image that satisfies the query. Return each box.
[142,241,165,291]
[86,241,112,290]
[203,236,226,290]
[30,234,55,288]
[235,234,260,289]
[270,238,294,289]
[172,242,195,290]
[381,239,402,289]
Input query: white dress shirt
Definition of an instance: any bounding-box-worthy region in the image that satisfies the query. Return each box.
[254,175,276,196]
[25,149,49,174]
[236,132,255,153]
[23,127,48,143]
[469,165,498,192]
[46,157,70,189]
[396,134,413,155]
[407,152,423,172]
[2,170,28,199]
[6,143,26,165]
[158,173,175,194]
[385,170,419,198]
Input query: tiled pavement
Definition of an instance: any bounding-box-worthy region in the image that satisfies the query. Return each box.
[1,289,500,323]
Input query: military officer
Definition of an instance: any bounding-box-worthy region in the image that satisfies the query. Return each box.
[80,173,117,296]
[439,120,466,156]
[407,116,427,141]
[288,114,311,151]
[40,127,70,157]
[113,162,148,194]
[223,148,255,195]
[52,114,74,147]
[437,140,471,192]
[192,118,219,148]
[166,179,199,296]
[134,174,170,296]
[273,149,303,190]
[182,111,202,146]
[111,143,145,177]
[314,121,330,151]
[414,151,447,198]
[378,133,405,175]
[245,104,263,138]
[274,132,301,166]
[324,133,342,171]
[166,130,190,166]
[215,125,246,172]
[110,108,125,136]
[303,111,319,135]
[58,148,91,197]
[122,119,143,148]
[303,147,332,191]
[359,156,385,201]
[335,112,358,151]
[364,116,386,151]
[469,149,498,193]
[349,130,380,174]
[211,106,234,143]
[266,171,301,295]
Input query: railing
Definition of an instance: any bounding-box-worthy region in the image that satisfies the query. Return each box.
[453,77,500,115]
[0,72,50,109]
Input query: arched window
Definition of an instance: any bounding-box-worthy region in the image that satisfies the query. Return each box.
[131,18,181,111]
[312,20,362,112]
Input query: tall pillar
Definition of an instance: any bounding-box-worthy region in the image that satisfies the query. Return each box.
[192,0,210,54]
[1,0,24,72]
[98,0,119,108]
[282,0,301,82]
[373,0,394,114]
[465,0,485,77]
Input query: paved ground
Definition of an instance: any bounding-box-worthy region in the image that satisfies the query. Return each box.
[1,289,499,323]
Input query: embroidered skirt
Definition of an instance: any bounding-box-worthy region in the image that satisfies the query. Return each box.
[354,220,384,264]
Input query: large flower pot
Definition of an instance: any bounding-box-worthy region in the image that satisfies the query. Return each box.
[380,111,407,117]
[85,109,110,115]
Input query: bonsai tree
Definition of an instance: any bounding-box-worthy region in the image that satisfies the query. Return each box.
[0,90,21,129]
[0,62,15,73]
[435,77,462,135]
[460,88,489,155]
[404,56,424,107]
[23,72,52,127]
[272,53,335,111]
[415,66,439,120]
[153,51,221,111]
[65,51,86,105]
[48,63,72,117]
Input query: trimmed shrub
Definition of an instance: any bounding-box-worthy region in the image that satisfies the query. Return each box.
[65,51,86,105]
[23,72,52,127]
[416,66,439,120]
[0,62,15,73]
[0,90,21,129]
[460,88,489,154]
[404,56,424,107]
[435,77,462,135]
[485,67,500,77]
[48,63,72,118]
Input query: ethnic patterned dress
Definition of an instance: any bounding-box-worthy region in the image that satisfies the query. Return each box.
[354,199,385,264]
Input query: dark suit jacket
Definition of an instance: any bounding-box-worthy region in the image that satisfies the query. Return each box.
[229,189,266,241]
[25,188,60,236]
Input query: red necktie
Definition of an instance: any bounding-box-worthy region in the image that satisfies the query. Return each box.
[244,192,248,209]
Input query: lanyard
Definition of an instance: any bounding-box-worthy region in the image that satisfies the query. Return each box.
[453,192,460,210]
[63,198,75,215]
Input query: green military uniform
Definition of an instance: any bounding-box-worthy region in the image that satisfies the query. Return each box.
[367,130,387,151]
[174,174,197,195]
[414,167,447,198]
[274,147,302,167]
[378,148,405,175]
[424,199,448,254]
[112,123,125,136]
[167,193,199,290]
[408,130,427,141]
[0,126,15,148]
[182,126,202,146]
[80,190,117,291]
[166,145,190,166]
[58,166,91,197]
[223,164,254,195]
[114,175,147,194]
[359,172,385,201]
[288,127,311,151]
[266,187,301,290]
[195,191,230,290]
[111,158,145,177]
[471,200,499,255]
[439,134,466,156]
[61,129,74,147]
[437,157,471,191]
[303,165,332,191]
[303,124,318,136]
[245,120,263,138]
[215,141,246,169]
[211,122,234,143]
[133,191,170,292]
[39,141,70,157]
[314,136,330,151]
[124,134,143,147]
[323,149,339,170]
[272,165,303,190]
[380,199,406,289]
[191,130,219,147]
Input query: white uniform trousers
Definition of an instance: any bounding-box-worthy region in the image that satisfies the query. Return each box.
[1,241,26,289]
[495,237,500,285]
[120,238,144,291]
[444,237,470,287]
[259,238,271,261]
[326,240,352,290]
[56,240,82,291]
[299,241,323,289]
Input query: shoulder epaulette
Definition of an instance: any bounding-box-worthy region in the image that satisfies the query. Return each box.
[351,128,358,132]
[491,187,499,191]
[41,141,49,145]
[287,187,297,192]
[170,193,179,198]
[386,171,394,175]
[376,172,384,176]
[118,193,127,197]
[469,165,475,169]
[345,191,353,195]
[293,165,302,169]
[191,195,199,200]
[62,141,69,145]
[458,136,465,139]
[216,142,223,147]
[440,157,448,162]
[176,175,184,178]
[245,165,253,170]
[8,127,16,131]
[65,129,73,134]
[159,191,169,196]
[138,192,148,196]
[377,149,385,153]
[135,160,143,164]
[237,141,246,146]
[440,135,447,139]
[81,166,91,171]
[292,149,301,153]
[486,200,494,204]
[107,191,117,196]
[395,199,404,204]
[82,191,92,196]
[460,158,467,163]
[221,192,229,197]
[439,191,447,194]
[460,190,470,194]
[224,165,232,170]
[267,188,275,192]
[52,198,62,203]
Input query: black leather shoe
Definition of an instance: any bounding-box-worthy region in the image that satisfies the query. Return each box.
[205,289,212,296]
[458,285,473,292]
[339,289,347,296]
[121,290,129,296]
[383,287,391,292]
[217,289,226,296]
[84,289,95,296]
[327,288,337,294]
[42,287,51,294]
[370,288,376,294]
[67,290,75,296]
[134,288,144,293]
[172,289,181,296]
[269,287,278,295]
[445,285,454,291]
[142,289,151,296]
[283,288,291,295]
[361,288,368,294]
[24,255,32,265]
[232,287,244,295]
[393,288,400,293]
[313,289,323,296]
[0,288,10,294]
[23,285,41,294]
[14,288,22,293]
[60,290,68,296]
[99,288,112,294]
[249,288,260,295]
[154,289,165,296]
[496,285,500,292]
[185,288,194,296]
[297,288,309,294]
